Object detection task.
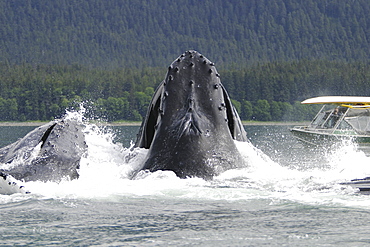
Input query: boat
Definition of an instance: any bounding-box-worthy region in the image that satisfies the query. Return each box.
[340,178,370,193]
[290,96,370,146]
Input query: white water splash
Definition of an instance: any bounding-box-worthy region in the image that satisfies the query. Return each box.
[19,129,368,208]
[3,108,370,208]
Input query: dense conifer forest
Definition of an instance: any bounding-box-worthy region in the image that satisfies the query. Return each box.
[0,0,369,121]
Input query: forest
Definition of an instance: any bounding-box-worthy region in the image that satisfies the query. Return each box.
[0,0,369,122]
[1,60,369,122]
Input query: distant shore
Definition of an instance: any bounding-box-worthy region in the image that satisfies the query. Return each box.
[0,121,308,127]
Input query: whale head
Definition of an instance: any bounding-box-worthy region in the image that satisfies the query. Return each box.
[136,50,247,179]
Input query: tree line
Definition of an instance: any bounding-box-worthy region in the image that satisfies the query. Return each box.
[1,0,369,122]
[1,60,368,122]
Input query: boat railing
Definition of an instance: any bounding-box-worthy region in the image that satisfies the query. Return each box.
[292,125,332,133]
[291,126,306,130]
[309,105,326,127]
[330,107,350,134]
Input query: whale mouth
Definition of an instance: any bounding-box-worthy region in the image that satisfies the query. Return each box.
[40,123,57,148]
[175,109,202,138]
[174,95,204,139]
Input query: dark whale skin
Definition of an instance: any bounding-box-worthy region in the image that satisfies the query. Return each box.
[0,119,87,182]
[136,50,247,179]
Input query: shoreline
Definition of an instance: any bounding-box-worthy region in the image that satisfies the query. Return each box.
[0,121,308,127]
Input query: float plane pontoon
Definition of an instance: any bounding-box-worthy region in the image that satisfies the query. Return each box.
[291,96,370,146]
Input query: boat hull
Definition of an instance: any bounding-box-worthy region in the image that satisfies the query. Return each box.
[290,127,370,145]
[340,178,370,194]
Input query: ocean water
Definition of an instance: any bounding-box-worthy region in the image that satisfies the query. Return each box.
[1,118,370,246]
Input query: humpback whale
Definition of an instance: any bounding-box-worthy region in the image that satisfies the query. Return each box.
[135,50,248,179]
[0,50,247,194]
[0,118,87,185]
